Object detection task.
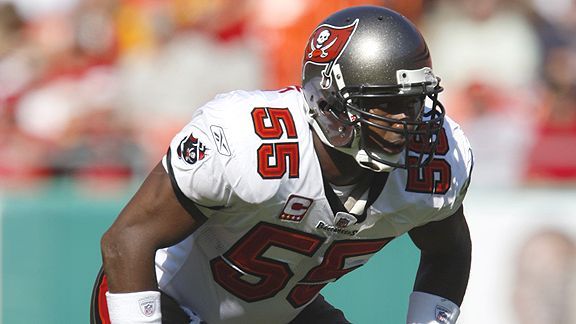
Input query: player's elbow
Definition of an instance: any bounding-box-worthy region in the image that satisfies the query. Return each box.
[100,222,158,266]
[100,225,140,264]
[100,228,126,265]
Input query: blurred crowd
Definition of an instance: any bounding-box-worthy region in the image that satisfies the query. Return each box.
[0,0,575,192]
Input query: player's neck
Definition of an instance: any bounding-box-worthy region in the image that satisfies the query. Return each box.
[312,131,370,186]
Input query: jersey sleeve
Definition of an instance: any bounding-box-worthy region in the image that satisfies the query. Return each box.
[162,110,232,209]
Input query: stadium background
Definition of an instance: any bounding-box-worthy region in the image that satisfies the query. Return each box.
[1,0,575,323]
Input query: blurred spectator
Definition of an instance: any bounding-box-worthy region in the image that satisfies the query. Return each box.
[521,0,576,59]
[445,81,537,187]
[0,3,40,108]
[0,99,55,189]
[421,0,542,187]
[0,0,22,35]
[524,46,576,182]
[0,3,53,190]
[50,107,147,190]
[521,0,576,183]
[512,228,576,324]
[422,0,541,93]
[114,0,263,163]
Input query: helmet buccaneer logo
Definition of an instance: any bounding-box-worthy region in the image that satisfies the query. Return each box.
[303,19,358,89]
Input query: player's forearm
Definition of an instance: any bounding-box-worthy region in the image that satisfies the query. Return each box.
[101,227,159,293]
[412,245,471,305]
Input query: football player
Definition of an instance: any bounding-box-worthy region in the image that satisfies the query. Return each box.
[90,5,473,324]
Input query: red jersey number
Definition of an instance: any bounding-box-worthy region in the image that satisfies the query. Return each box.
[251,107,300,179]
[211,223,322,302]
[406,127,451,194]
[210,223,390,306]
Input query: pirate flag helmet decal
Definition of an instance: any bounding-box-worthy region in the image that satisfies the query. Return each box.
[303,19,358,89]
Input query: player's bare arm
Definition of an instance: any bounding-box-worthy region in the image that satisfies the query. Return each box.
[408,205,472,305]
[100,161,203,293]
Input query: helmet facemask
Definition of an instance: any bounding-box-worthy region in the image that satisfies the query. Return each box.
[308,65,445,172]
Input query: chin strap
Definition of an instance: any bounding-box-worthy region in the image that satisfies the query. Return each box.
[342,176,372,214]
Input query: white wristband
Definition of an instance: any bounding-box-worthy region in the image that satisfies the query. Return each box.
[106,291,162,324]
[406,291,460,324]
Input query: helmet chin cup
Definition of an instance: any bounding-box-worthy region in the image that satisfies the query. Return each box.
[350,148,399,173]
[334,128,401,173]
[356,150,402,172]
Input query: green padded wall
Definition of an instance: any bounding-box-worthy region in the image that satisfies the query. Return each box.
[1,182,417,324]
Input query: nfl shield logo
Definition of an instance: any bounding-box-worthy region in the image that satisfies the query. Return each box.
[139,298,156,317]
[334,212,357,228]
[435,305,450,323]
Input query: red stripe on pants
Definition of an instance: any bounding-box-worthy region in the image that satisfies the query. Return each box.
[98,275,111,324]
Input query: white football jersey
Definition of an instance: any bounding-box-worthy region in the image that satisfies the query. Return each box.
[158,87,473,324]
